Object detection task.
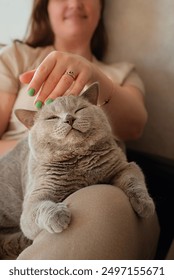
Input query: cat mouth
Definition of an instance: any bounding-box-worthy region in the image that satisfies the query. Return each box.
[64,125,87,137]
[62,121,90,136]
[68,127,83,134]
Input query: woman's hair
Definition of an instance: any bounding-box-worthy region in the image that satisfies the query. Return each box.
[24,0,108,60]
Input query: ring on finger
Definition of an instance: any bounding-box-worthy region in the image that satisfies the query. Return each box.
[65,70,76,80]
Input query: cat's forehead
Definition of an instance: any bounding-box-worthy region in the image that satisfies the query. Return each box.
[53,95,79,109]
[39,95,89,116]
[53,95,89,111]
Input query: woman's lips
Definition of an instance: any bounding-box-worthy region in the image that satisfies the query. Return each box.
[64,12,87,20]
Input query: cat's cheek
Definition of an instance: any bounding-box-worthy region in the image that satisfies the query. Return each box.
[73,122,90,133]
[53,125,72,139]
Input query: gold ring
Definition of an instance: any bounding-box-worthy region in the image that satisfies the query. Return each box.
[65,70,76,80]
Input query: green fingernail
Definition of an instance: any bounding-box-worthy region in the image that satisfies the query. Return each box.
[45,98,54,105]
[28,88,35,96]
[35,100,43,109]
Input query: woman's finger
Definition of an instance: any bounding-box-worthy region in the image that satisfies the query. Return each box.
[34,65,70,105]
[41,71,78,102]
[26,52,57,97]
[67,71,90,96]
[19,70,36,84]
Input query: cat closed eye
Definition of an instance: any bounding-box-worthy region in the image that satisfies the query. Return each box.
[46,116,60,121]
[75,107,87,114]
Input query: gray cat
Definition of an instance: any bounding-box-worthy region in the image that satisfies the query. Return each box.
[0,82,155,259]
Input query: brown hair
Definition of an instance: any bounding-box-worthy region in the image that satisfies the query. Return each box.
[24,0,108,60]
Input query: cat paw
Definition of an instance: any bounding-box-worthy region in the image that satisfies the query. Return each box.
[46,203,71,233]
[130,195,155,218]
[37,202,71,233]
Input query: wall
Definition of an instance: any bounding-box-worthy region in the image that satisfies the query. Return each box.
[104,0,174,160]
[0,0,32,44]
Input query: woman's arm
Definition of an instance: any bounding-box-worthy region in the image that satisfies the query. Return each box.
[91,65,148,140]
[101,84,147,141]
[0,91,17,155]
[0,91,16,136]
[0,140,18,156]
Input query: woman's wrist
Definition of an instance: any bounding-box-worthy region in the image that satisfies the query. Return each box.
[96,66,115,107]
[97,78,114,107]
[0,140,18,156]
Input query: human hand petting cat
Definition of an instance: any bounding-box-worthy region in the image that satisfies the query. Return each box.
[20,51,97,109]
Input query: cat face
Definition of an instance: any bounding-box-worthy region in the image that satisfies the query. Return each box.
[37,95,94,139]
[15,83,112,159]
[31,95,111,151]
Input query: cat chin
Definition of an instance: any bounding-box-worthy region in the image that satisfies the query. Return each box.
[65,128,85,139]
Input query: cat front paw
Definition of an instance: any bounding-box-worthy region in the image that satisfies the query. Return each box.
[36,202,71,233]
[130,195,155,218]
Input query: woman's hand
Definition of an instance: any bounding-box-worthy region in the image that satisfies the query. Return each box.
[19,50,147,141]
[20,51,96,108]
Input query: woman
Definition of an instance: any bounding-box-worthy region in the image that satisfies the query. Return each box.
[0,0,147,154]
[0,0,159,259]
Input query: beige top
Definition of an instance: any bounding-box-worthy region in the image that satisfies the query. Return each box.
[0,42,145,140]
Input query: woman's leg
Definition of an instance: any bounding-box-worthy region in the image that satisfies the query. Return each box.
[17,185,160,260]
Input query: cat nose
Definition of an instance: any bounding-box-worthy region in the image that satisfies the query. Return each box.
[64,114,75,126]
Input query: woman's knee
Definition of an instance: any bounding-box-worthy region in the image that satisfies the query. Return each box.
[65,184,133,224]
[67,185,159,259]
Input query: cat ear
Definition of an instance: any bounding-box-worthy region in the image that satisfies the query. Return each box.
[82,82,99,105]
[15,109,37,129]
